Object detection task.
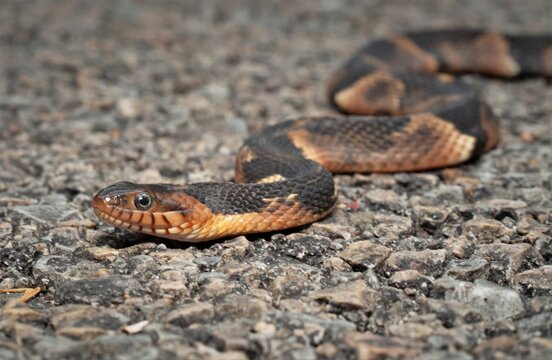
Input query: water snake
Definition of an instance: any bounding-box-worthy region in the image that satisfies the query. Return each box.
[93,29,552,242]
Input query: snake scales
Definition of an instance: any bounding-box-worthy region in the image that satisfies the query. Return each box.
[93,29,552,242]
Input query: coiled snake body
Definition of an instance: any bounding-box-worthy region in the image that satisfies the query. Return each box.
[93,30,552,242]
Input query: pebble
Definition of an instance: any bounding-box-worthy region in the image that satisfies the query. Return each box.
[82,246,120,262]
[345,332,423,359]
[338,240,392,270]
[462,218,513,243]
[55,276,146,305]
[412,205,451,231]
[434,278,524,321]
[216,295,269,320]
[311,280,380,311]
[425,298,482,327]
[445,258,490,281]
[384,249,447,276]
[390,270,434,296]
[322,257,352,271]
[372,214,413,239]
[513,266,552,296]
[364,189,405,211]
[475,243,544,285]
[166,302,215,327]
[12,203,79,225]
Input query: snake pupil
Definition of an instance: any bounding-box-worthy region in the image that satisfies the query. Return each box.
[135,192,152,210]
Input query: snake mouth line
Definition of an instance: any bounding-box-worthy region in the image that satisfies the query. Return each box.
[93,206,196,237]
[94,208,142,232]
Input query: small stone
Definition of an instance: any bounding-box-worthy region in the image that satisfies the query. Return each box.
[519,131,537,142]
[216,294,268,320]
[443,235,474,258]
[345,332,423,359]
[516,215,549,236]
[473,336,527,360]
[50,305,130,340]
[156,280,188,298]
[516,312,552,337]
[160,269,184,281]
[388,323,435,340]
[338,240,392,270]
[33,255,103,284]
[445,258,490,281]
[200,277,236,298]
[46,227,82,248]
[424,185,465,204]
[166,302,215,327]
[127,255,158,275]
[454,176,481,195]
[528,296,552,315]
[434,278,524,321]
[425,298,482,327]
[208,322,250,351]
[462,219,513,243]
[150,249,196,266]
[327,271,363,287]
[322,257,352,271]
[315,343,339,359]
[513,266,552,296]
[390,270,434,295]
[221,236,250,260]
[307,222,353,240]
[518,188,550,205]
[1,305,47,323]
[395,173,439,189]
[279,299,310,313]
[0,221,13,237]
[122,320,149,334]
[385,249,447,276]
[55,327,107,341]
[55,276,145,305]
[372,214,413,239]
[353,173,396,187]
[311,280,380,310]
[46,334,156,359]
[220,262,262,288]
[117,97,141,118]
[365,189,404,211]
[475,243,543,285]
[529,338,552,360]
[479,199,527,220]
[82,246,120,262]
[12,204,79,224]
[412,205,451,231]
[57,218,96,229]
[194,256,223,269]
[270,273,318,298]
[253,321,277,335]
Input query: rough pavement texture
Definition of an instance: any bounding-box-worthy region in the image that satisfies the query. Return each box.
[1,1,551,359]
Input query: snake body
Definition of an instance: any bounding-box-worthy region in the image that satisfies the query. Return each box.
[93,29,552,242]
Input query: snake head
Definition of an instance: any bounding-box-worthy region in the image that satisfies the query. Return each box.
[92,181,214,241]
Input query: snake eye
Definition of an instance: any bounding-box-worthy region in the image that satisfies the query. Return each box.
[134,192,153,211]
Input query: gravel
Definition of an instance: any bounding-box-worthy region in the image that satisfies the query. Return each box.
[1,0,550,359]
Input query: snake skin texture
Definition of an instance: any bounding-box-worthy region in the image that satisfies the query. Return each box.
[93,29,552,242]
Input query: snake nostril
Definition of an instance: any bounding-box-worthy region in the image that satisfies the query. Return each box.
[106,195,121,207]
[92,194,120,210]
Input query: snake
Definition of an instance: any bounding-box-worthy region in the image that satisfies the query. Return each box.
[93,29,552,242]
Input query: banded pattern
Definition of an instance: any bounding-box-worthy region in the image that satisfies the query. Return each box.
[93,29,552,242]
